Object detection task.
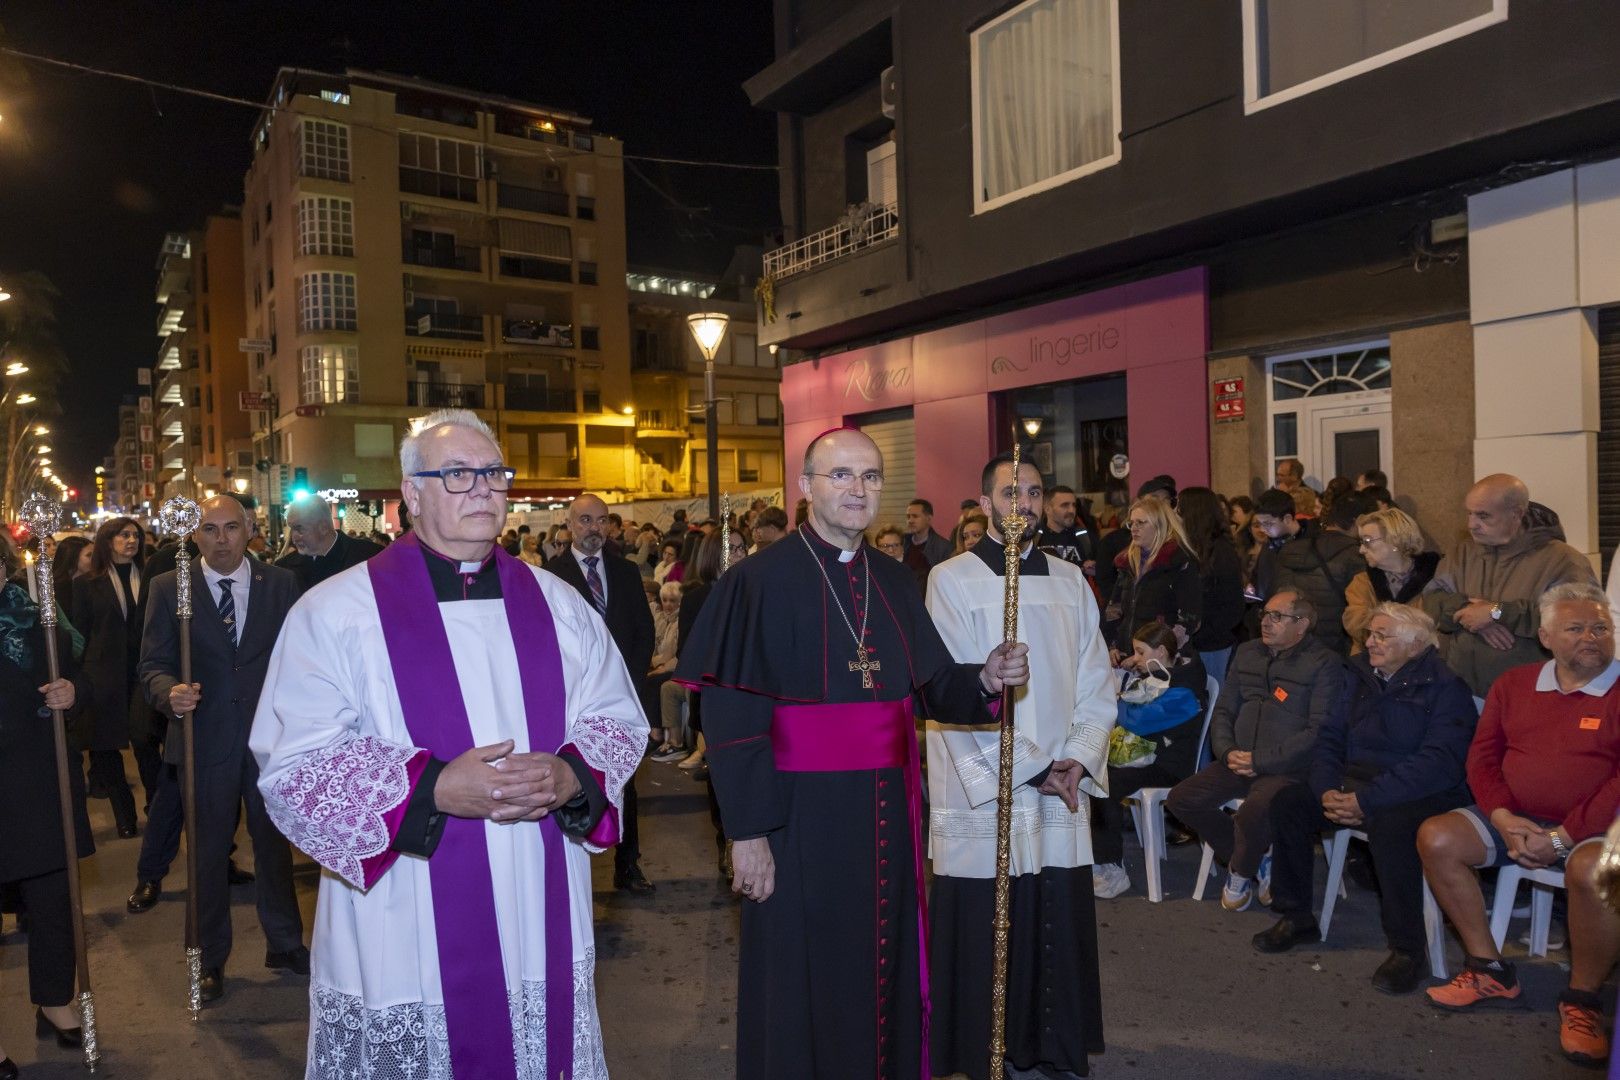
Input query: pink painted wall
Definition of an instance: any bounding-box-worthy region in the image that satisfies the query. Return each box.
[780,267,1210,513]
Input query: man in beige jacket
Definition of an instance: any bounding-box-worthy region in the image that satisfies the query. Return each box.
[1421,474,1595,701]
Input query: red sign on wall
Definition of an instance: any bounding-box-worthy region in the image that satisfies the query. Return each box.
[1212,376,1245,423]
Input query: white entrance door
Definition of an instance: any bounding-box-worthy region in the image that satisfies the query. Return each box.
[1315,402,1393,491]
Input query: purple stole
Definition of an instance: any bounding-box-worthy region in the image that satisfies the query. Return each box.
[367,533,576,1080]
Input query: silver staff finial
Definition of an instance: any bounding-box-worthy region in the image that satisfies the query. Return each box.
[19,492,62,539]
[158,496,201,539]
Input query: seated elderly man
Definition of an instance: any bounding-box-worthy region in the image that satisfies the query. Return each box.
[1167,590,1343,912]
[1253,605,1475,995]
[1418,582,1620,1067]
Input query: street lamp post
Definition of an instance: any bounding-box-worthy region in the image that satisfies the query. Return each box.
[687,312,731,522]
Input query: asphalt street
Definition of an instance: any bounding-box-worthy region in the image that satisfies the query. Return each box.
[0,756,1603,1079]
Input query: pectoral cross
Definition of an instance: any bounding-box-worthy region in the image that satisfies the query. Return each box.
[849,647,880,689]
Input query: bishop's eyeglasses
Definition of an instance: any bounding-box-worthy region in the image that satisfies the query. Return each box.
[411,466,517,493]
[808,468,885,491]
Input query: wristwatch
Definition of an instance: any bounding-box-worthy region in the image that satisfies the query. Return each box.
[1489,602,1503,621]
[1549,831,1570,863]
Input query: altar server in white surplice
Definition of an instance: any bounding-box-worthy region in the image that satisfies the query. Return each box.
[924,451,1116,1080]
[251,409,647,1080]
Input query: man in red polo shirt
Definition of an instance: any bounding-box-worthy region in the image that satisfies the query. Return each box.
[1417,581,1620,1067]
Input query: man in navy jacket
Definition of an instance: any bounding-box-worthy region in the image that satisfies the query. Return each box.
[1252,603,1475,994]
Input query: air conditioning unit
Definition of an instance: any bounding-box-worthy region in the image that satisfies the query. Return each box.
[880,66,898,120]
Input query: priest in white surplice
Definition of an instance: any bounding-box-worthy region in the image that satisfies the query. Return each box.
[251,409,647,1080]
[924,451,1116,1080]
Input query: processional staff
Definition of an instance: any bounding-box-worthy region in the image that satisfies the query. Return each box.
[719,492,732,575]
[20,494,102,1072]
[156,496,205,1019]
[988,432,1027,1079]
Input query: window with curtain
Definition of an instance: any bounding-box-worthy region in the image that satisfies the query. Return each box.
[300,345,359,405]
[972,0,1119,212]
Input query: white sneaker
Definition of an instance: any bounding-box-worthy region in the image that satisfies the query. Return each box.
[1518,923,1568,951]
[1256,854,1273,907]
[1221,874,1253,912]
[1092,862,1131,899]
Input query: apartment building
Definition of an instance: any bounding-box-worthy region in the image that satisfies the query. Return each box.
[240,68,637,525]
[753,0,1620,556]
[152,231,198,500]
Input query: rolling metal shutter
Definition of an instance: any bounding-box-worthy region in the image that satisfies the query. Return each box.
[1599,308,1620,558]
[858,408,916,532]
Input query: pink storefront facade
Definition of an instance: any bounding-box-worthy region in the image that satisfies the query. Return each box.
[780,267,1211,515]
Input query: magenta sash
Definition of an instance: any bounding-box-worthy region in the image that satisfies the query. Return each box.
[771,698,930,1080]
[367,534,575,1080]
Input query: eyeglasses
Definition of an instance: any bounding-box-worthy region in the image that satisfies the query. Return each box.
[1357,535,1384,547]
[411,466,516,494]
[1365,629,1396,644]
[1127,519,1153,531]
[807,469,885,491]
[1260,611,1306,624]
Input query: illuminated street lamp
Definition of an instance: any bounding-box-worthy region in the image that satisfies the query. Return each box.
[686,312,731,521]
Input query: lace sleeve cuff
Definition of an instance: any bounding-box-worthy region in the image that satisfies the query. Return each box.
[262,736,431,890]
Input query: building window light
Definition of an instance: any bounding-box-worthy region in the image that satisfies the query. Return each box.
[320,90,351,105]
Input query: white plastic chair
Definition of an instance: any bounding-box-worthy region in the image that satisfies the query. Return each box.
[1125,675,1220,902]
[1489,865,1565,958]
[1320,827,1450,978]
[1191,798,1245,901]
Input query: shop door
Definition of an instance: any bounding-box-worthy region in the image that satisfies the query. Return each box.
[858,408,916,531]
[1315,403,1393,491]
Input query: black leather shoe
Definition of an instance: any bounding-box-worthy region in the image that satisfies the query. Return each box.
[116,823,139,839]
[126,880,161,914]
[1252,915,1319,954]
[613,864,656,895]
[1164,822,1197,846]
[227,860,255,886]
[199,968,224,1004]
[266,945,311,975]
[0,1055,17,1080]
[36,1006,83,1048]
[1371,949,1424,995]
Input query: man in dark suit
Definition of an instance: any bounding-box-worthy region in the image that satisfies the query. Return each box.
[544,492,656,894]
[275,494,383,593]
[134,494,306,1003]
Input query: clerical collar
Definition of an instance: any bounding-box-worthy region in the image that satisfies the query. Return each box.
[800,522,862,564]
[417,539,499,602]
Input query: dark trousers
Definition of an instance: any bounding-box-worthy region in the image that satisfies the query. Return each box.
[133,741,164,815]
[1268,782,1469,954]
[1090,761,1187,866]
[136,763,184,883]
[86,749,137,832]
[614,775,642,873]
[194,749,302,969]
[1165,762,1297,879]
[6,868,74,1006]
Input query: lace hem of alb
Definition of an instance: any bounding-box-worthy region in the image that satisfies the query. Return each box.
[567,714,643,853]
[306,952,607,1079]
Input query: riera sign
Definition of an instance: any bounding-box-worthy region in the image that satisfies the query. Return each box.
[844,355,913,401]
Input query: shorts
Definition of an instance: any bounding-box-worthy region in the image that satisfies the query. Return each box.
[1448,804,1602,868]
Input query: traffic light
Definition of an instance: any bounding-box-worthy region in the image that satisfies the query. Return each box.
[66,488,77,499]
[291,467,311,501]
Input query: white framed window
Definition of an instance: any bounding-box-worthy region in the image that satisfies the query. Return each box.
[1242,0,1507,113]
[970,0,1121,214]
[297,271,358,332]
[296,196,355,256]
[299,119,351,181]
[300,345,359,405]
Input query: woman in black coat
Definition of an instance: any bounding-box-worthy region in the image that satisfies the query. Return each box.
[0,531,94,1068]
[1178,487,1247,685]
[68,516,155,837]
[1101,497,1203,660]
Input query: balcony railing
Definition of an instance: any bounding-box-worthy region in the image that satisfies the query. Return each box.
[763,201,900,280]
[407,311,486,341]
[403,243,481,272]
[407,381,486,409]
[399,167,479,202]
[498,254,572,283]
[505,385,577,412]
[502,319,574,347]
[497,183,571,216]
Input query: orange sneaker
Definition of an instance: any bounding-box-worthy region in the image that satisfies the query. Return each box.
[1558,995,1610,1066]
[1425,962,1521,1011]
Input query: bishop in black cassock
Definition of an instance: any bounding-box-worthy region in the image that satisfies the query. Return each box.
[677,427,1028,1080]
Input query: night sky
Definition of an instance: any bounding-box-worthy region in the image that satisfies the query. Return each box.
[0,1,779,492]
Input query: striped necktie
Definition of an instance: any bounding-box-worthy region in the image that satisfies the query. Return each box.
[583,555,607,614]
[217,579,238,647]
